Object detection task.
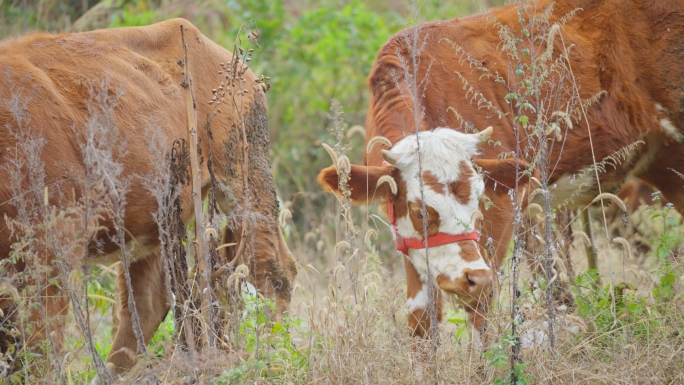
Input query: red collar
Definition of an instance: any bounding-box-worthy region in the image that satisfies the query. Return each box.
[381,161,479,255]
[386,198,480,255]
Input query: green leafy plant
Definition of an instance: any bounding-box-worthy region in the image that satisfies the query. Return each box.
[485,332,531,385]
[217,292,307,383]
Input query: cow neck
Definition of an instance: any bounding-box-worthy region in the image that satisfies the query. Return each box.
[382,161,480,255]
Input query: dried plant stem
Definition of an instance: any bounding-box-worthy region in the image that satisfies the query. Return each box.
[182,300,197,357]
[229,25,253,272]
[558,31,608,294]
[41,303,66,385]
[395,2,442,368]
[180,24,214,348]
[529,18,557,349]
[112,204,147,358]
[49,236,114,384]
[580,209,599,283]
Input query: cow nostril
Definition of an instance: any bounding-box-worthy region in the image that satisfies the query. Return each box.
[463,271,493,295]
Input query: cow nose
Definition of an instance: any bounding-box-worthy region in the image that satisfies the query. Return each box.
[436,267,493,301]
[465,269,493,298]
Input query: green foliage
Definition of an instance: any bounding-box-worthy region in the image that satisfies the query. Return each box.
[217,292,306,383]
[0,0,100,35]
[223,0,286,47]
[648,192,682,261]
[485,332,531,385]
[109,9,157,28]
[148,312,175,357]
[263,1,394,209]
[574,197,683,344]
[446,309,469,342]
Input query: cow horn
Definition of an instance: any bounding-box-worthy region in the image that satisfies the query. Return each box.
[477,126,493,141]
[381,149,400,165]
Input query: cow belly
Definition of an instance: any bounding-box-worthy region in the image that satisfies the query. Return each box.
[536,134,666,209]
[537,167,601,208]
[90,236,159,266]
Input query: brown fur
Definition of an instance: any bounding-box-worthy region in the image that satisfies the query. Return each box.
[405,258,443,338]
[358,0,684,335]
[450,161,475,204]
[423,171,446,194]
[317,164,398,204]
[617,179,665,211]
[457,240,482,263]
[408,200,441,236]
[0,19,296,373]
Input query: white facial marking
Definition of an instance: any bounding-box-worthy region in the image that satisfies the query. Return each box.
[407,242,491,284]
[388,128,485,238]
[386,128,491,281]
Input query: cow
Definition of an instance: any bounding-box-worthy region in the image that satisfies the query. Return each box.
[318,0,684,343]
[0,18,297,374]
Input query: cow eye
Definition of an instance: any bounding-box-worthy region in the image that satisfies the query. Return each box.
[416,211,424,219]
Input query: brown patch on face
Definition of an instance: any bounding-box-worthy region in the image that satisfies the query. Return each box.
[422,171,446,194]
[408,200,440,236]
[405,256,443,339]
[450,161,474,204]
[437,268,492,307]
[458,240,483,262]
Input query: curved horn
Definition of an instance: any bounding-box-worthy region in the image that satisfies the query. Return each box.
[381,149,400,165]
[476,126,493,141]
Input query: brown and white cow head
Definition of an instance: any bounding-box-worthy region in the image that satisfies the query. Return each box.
[319,127,505,308]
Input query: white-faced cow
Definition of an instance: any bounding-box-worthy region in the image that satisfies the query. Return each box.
[319,0,684,341]
[0,19,296,373]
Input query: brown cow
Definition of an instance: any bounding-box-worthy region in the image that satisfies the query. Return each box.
[0,19,296,373]
[318,0,684,343]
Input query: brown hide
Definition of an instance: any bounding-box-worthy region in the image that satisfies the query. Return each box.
[363,0,684,334]
[0,19,296,373]
[365,0,684,266]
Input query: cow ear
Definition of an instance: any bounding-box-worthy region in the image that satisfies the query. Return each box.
[317,164,398,204]
[474,158,535,191]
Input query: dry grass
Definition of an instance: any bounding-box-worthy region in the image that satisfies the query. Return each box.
[1,99,682,383]
[2,2,684,384]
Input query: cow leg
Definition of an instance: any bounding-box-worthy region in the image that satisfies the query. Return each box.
[637,143,684,213]
[106,252,170,374]
[404,257,443,338]
[31,277,70,351]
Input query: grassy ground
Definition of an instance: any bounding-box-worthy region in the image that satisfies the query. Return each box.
[19,198,679,384]
[1,1,684,384]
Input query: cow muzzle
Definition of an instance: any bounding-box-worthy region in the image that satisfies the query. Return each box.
[437,267,493,306]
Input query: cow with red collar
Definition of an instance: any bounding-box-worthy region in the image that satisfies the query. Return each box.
[318,0,684,342]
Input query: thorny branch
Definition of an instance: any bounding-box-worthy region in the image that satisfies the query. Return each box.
[393,0,441,365]
[181,24,215,348]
